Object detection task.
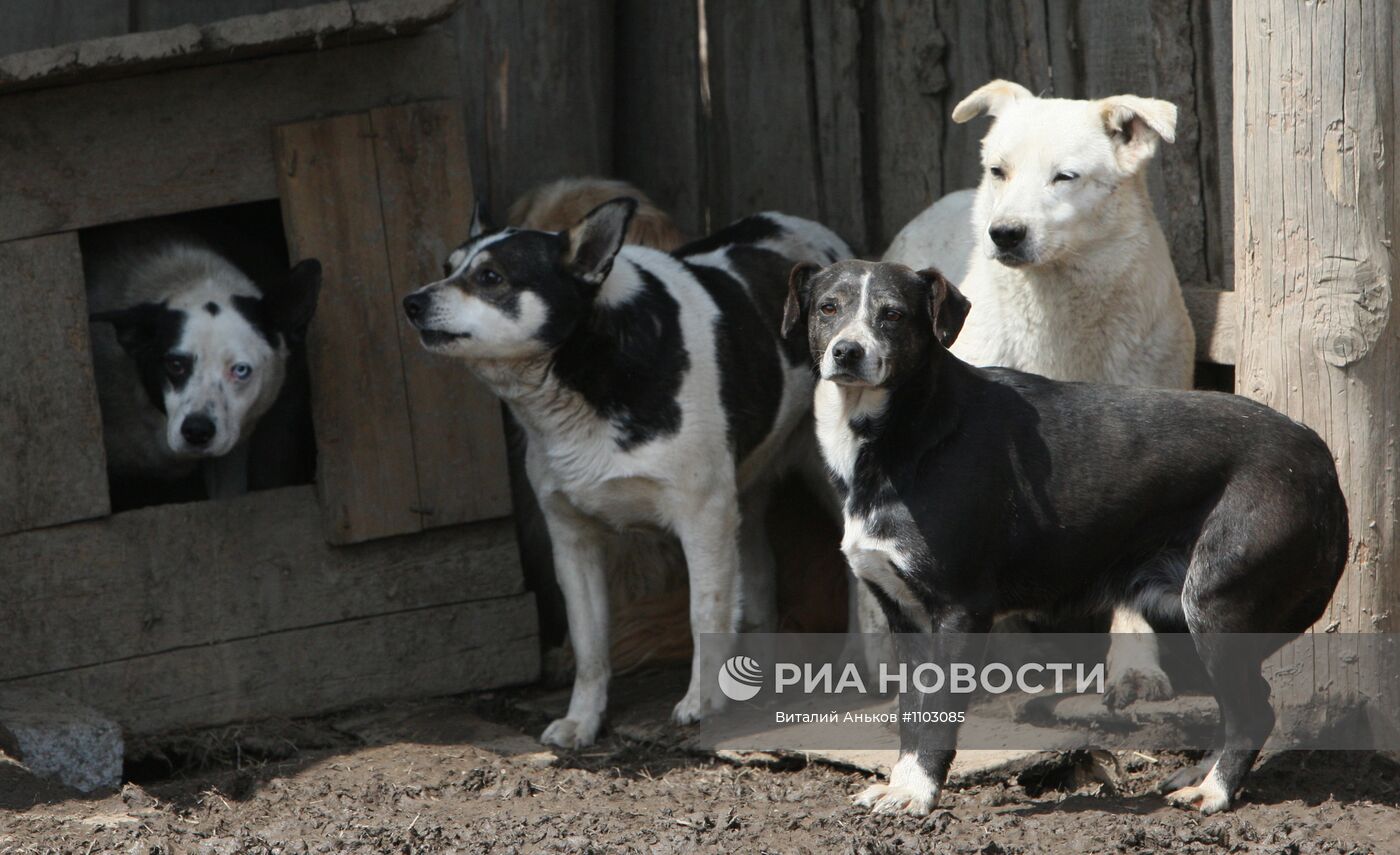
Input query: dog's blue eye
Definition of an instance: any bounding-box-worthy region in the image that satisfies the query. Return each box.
[1053,171,1079,183]
[231,363,252,380]
[989,166,1006,179]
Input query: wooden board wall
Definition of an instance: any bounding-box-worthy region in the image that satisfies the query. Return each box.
[0,486,537,733]
[276,101,511,544]
[0,234,110,536]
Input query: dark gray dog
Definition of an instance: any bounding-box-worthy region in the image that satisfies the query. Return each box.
[782,258,1348,816]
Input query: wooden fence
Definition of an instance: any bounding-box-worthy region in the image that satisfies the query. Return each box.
[3,0,1233,287]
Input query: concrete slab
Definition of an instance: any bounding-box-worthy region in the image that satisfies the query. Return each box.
[0,689,122,793]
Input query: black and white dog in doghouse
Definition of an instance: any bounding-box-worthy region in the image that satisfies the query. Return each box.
[86,216,321,508]
[783,258,1347,816]
[402,199,852,748]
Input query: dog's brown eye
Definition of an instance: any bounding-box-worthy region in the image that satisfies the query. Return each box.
[882,309,903,323]
[164,355,190,378]
[476,269,503,286]
[1053,171,1079,183]
[819,303,837,317]
[989,166,1006,179]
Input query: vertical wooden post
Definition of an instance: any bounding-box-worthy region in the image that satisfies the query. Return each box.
[1234,2,1398,711]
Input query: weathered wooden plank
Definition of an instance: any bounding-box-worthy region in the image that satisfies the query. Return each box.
[703,0,820,228]
[1181,286,1236,365]
[808,0,867,253]
[3,595,539,734]
[0,0,128,56]
[452,0,614,219]
[0,233,110,536]
[275,113,423,543]
[864,0,948,250]
[0,30,459,244]
[131,0,323,30]
[370,101,513,528]
[932,0,1053,194]
[613,0,705,238]
[1200,0,1233,287]
[1234,0,1397,711]
[0,486,522,677]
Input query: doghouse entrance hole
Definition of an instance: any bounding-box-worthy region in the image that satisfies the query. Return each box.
[80,201,318,513]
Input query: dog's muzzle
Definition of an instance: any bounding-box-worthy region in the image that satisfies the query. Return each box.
[824,339,881,385]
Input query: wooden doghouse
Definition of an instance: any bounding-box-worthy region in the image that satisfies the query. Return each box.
[0,0,537,735]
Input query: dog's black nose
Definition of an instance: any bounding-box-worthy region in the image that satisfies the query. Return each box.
[989,223,1028,249]
[402,292,428,321]
[181,415,216,447]
[832,341,864,366]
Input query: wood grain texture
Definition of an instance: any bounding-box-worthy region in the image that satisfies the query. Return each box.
[370,101,512,528]
[614,0,706,238]
[1234,0,1397,707]
[0,486,522,678]
[452,0,614,220]
[0,0,128,56]
[703,0,821,228]
[276,112,424,544]
[863,0,947,250]
[0,30,458,244]
[806,0,866,253]
[131,0,322,30]
[0,233,110,536]
[2,595,538,734]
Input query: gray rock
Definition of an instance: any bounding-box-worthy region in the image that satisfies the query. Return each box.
[0,688,123,792]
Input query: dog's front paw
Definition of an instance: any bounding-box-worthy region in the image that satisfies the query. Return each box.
[540,715,601,749]
[852,782,939,816]
[1103,664,1174,709]
[671,689,723,726]
[1164,778,1231,815]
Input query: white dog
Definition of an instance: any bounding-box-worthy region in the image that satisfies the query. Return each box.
[883,80,1196,705]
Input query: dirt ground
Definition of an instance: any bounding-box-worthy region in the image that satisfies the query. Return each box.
[2,669,1398,854]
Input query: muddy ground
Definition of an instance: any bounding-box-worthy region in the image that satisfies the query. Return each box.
[1,669,1398,854]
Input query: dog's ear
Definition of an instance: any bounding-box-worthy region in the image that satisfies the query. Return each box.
[90,302,172,359]
[468,201,492,239]
[1098,95,1177,174]
[565,197,637,286]
[918,268,971,349]
[267,258,322,335]
[782,262,821,339]
[951,80,1034,123]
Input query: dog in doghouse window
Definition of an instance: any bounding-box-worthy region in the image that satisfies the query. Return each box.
[87,219,321,507]
[403,186,852,747]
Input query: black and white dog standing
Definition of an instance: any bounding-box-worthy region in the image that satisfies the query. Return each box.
[403,199,852,748]
[88,230,321,503]
[783,259,1348,816]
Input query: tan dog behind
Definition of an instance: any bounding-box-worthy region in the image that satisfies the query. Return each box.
[509,177,685,252]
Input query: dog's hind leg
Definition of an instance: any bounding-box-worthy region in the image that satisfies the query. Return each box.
[539,501,612,749]
[738,484,777,633]
[672,487,743,725]
[1102,607,1173,708]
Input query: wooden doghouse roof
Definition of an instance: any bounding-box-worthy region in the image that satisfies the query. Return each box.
[0,0,459,95]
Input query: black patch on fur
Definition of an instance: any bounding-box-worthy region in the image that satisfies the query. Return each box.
[724,245,812,367]
[204,301,220,316]
[687,263,783,463]
[92,302,187,414]
[551,260,689,450]
[676,215,782,258]
[231,294,281,349]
